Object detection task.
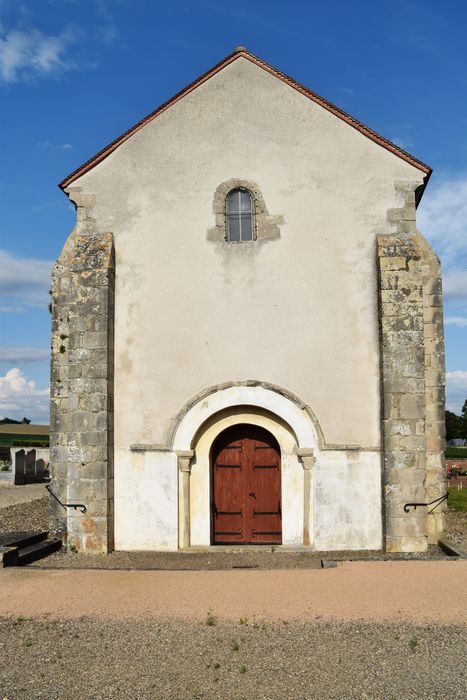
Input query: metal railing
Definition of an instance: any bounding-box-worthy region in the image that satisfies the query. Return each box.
[403,493,448,514]
[46,484,87,513]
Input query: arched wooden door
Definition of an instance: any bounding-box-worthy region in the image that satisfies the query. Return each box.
[211,424,282,544]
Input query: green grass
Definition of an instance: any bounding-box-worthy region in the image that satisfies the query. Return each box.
[445,446,467,458]
[448,487,467,512]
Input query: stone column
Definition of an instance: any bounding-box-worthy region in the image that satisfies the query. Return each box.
[177,450,195,549]
[295,448,315,546]
[377,232,427,552]
[50,218,115,553]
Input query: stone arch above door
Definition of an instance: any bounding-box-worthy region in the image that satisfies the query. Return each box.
[181,404,314,548]
[170,382,322,452]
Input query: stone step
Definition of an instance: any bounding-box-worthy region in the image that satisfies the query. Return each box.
[16,538,62,566]
[0,531,48,549]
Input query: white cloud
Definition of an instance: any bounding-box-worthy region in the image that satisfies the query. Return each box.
[443,270,467,300]
[0,249,53,312]
[445,316,467,328]
[36,141,74,150]
[418,176,467,269]
[446,370,467,414]
[0,368,49,423]
[94,0,120,46]
[0,26,79,83]
[0,347,49,363]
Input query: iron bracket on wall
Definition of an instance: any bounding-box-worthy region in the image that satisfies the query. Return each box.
[46,484,87,513]
[403,493,448,514]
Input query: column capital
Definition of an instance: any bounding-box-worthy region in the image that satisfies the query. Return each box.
[176,450,195,473]
[294,447,315,470]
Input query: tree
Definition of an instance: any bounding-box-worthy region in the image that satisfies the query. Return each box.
[461,400,467,439]
[445,410,464,440]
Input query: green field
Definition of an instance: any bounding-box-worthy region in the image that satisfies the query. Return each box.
[448,487,467,512]
[0,434,49,447]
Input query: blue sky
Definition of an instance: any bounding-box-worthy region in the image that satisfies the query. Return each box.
[0,0,466,422]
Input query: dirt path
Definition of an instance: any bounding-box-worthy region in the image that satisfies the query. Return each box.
[1,560,465,624]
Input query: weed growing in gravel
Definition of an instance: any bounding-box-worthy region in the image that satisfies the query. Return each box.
[231,641,240,652]
[409,636,419,650]
[213,662,221,670]
[205,609,216,626]
[239,616,248,625]
[23,640,32,647]
[16,616,29,623]
[69,544,78,554]
[240,665,247,674]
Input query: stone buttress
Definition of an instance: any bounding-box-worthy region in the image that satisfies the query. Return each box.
[50,190,114,553]
[378,182,446,553]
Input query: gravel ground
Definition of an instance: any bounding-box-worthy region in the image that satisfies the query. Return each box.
[31,544,449,570]
[445,509,467,546]
[0,616,465,700]
[0,496,49,535]
[0,484,47,508]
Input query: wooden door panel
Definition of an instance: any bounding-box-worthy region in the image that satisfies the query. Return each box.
[212,424,281,545]
[249,436,282,543]
[212,430,245,542]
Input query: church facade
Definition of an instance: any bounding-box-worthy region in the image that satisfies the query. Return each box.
[50,47,446,554]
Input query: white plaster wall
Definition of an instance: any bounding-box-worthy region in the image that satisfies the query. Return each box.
[71,56,425,455]
[314,450,382,550]
[114,448,178,550]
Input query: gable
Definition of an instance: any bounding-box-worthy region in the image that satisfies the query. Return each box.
[59,47,431,197]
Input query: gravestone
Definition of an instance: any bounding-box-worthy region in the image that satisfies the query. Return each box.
[14,450,26,485]
[25,449,36,483]
[35,458,47,481]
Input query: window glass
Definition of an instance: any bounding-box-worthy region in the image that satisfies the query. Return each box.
[229,215,241,241]
[227,189,254,241]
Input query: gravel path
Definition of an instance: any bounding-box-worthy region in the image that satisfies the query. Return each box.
[0,616,465,700]
[1,561,465,624]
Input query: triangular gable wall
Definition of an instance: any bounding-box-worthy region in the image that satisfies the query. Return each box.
[59,47,431,194]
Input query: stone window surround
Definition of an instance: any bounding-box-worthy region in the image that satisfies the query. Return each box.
[207,178,283,242]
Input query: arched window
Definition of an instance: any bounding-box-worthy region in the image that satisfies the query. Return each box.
[226,188,254,241]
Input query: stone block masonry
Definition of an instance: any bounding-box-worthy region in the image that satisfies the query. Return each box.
[418,232,447,543]
[378,232,427,552]
[50,223,115,554]
[378,182,446,553]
